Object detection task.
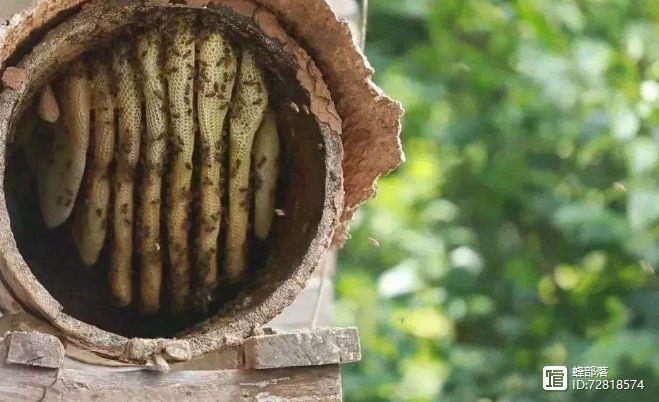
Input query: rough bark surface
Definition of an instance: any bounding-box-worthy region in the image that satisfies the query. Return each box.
[1,67,26,90]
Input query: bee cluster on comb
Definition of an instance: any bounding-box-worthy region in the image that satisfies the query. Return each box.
[20,12,282,316]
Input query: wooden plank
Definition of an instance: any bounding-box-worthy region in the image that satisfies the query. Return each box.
[5,331,64,369]
[0,358,342,401]
[0,276,22,315]
[1,314,360,372]
[328,0,360,19]
[0,1,30,21]
[171,345,244,371]
[244,327,361,369]
[268,251,336,331]
[0,347,59,401]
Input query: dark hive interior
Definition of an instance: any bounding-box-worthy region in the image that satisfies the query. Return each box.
[3,6,329,338]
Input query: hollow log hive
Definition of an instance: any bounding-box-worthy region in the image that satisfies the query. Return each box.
[0,0,403,365]
[21,13,281,316]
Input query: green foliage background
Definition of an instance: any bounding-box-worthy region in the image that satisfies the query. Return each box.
[336,1,659,400]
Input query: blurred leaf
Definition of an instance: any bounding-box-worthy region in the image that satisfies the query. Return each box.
[339,1,659,400]
[628,187,659,230]
[392,307,454,341]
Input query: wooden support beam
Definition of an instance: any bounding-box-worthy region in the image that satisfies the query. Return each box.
[0,328,358,401]
[0,359,342,401]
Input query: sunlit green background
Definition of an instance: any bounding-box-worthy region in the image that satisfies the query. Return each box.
[336,1,659,401]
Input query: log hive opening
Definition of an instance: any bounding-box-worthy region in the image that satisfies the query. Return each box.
[0,0,346,362]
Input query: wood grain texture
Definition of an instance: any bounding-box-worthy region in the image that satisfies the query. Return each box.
[0,357,341,401]
[244,327,361,369]
[0,316,360,372]
[5,331,64,369]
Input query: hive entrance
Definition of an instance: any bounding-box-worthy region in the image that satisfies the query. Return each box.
[3,2,333,339]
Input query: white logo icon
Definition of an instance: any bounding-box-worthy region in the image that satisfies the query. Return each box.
[543,366,568,391]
